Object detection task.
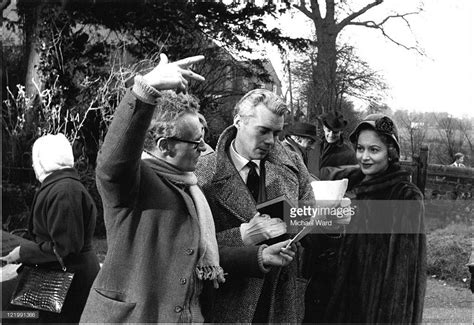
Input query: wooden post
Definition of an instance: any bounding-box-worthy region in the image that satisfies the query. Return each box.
[417,145,429,195]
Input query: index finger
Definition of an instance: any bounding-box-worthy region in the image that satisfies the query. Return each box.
[174,55,205,68]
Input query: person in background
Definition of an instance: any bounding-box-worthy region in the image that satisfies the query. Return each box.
[195,88,314,323]
[80,54,225,323]
[198,112,215,156]
[1,133,100,324]
[316,111,358,181]
[450,152,466,167]
[323,114,426,323]
[282,121,317,167]
[303,112,357,323]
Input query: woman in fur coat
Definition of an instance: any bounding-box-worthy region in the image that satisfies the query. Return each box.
[323,114,427,323]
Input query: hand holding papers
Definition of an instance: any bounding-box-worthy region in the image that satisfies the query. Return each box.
[286,179,353,248]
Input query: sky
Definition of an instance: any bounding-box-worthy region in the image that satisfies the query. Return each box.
[265,0,474,119]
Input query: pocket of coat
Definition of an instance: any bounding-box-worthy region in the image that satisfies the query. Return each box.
[82,288,136,323]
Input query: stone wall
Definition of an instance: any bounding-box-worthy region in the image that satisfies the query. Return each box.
[425,164,474,199]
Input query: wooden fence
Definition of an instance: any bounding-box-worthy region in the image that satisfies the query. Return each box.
[401,145,474,199]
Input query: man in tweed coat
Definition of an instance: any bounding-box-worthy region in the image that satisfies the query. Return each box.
[195,89,316,323]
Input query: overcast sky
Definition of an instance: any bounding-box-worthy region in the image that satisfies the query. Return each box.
[267,0,474,118]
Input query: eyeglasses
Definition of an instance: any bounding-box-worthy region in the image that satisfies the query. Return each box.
[167,136,204,149]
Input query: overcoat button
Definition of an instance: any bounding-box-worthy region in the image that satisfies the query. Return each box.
[175,305,183,313]
[185,248,194,255]
[180,278,187,285]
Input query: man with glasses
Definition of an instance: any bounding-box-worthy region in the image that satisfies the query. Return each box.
[195,89,315,323]
[81,53,223,323]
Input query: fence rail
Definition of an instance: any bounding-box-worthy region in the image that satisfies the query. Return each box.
[400,145,474,198]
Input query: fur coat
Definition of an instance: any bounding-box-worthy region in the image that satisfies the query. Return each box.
[324,165,427,323]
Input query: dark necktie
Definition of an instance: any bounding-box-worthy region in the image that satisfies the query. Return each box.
[246,161,259,201]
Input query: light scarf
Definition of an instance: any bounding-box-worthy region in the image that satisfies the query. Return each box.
[32,133,74,182]
[142,151,225,288]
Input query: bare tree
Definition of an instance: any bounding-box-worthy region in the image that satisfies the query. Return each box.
[394,110,428,160]
[458,119,474,154]
[433,114,465,164]
[292,43,387,118]
[292,0,423,117]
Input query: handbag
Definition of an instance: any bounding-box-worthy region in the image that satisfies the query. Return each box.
[10,246,75,313]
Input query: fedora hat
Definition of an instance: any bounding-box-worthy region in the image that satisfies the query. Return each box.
[287,122,318,141]
[318,111,347,132]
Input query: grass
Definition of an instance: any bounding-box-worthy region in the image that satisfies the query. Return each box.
[422,278,473,324]
[426,221,472,287]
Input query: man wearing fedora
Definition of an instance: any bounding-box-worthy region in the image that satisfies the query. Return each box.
[282,122,318,167]
[317,111,358,180]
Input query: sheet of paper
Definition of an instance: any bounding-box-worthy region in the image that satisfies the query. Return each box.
[311,178,348,207]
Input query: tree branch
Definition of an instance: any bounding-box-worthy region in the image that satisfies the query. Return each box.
[326,0,335,21]
[337,0,383,30]
[310,0,322,19]
[293,0,315,21]
[347,11,425,55]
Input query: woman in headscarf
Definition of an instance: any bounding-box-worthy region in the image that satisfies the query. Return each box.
[1,133,100,323]
[324,114,427,323]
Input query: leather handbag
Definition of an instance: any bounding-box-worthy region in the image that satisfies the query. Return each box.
[10,247,74,313]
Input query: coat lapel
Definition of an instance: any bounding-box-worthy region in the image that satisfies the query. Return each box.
[209,126,301,223]
[211,149,257,223]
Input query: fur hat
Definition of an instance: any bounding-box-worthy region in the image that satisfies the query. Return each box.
[349,114,400,153]
[318,111,348,132]
[32,133,74,182]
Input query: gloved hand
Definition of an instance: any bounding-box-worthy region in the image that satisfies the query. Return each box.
[240,213,287,246]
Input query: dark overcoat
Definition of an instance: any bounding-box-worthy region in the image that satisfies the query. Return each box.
[195,126,315,323]
[318,136,357,180]
[80,91,203,323]
[19,168,100,323]
[324,166,427,323]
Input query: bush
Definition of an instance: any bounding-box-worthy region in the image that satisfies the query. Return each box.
[2,182,37,231]
[427,222,472,286]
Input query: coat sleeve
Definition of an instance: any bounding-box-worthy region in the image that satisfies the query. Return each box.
[96,90,155,209]
[19,182,89,264]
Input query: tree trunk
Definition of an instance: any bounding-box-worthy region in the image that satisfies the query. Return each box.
[310,23,338,119]
[23,1,43,98]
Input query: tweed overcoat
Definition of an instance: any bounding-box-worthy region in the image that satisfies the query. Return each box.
[80,91,202,323]
[282,137,306,165]
[324,165,427,323]
[18,168,100,323]
[195,126,315,323]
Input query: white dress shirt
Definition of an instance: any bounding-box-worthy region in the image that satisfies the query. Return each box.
[229,140,261,183]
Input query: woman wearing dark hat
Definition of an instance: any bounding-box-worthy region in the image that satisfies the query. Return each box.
[317,112,358,180]
[322,114,426,323]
